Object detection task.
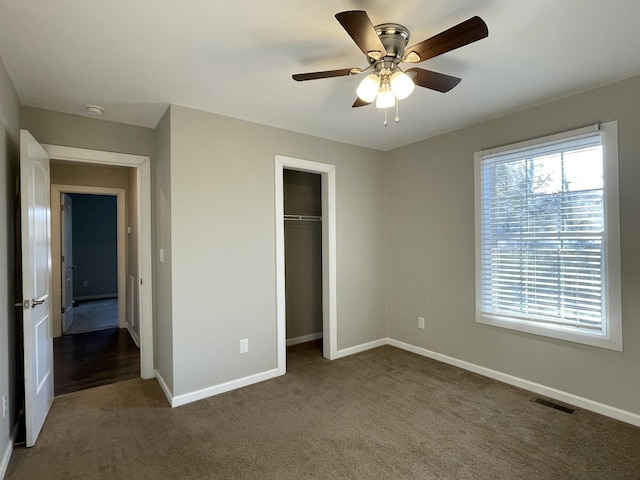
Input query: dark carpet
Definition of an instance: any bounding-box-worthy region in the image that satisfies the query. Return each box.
[7,341,640,479]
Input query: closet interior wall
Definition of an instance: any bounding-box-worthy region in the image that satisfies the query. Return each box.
[283,169,323,345]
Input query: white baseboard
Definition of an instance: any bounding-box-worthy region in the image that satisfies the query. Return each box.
[286,332,322,346]
[0,420,19,480]
[334,338,387,359]
[74,294,118,301]
[155,336,640,427]
[125,323,140,348]
[1,438,12,480]
[170,368,283,408]
[154,370,173,407]
[160,337,384,408]
[387,338,640,428]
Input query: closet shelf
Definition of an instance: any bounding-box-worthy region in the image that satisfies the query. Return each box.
[284,214,322,222]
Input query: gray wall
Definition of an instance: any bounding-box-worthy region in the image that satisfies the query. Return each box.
[23,108,154,344]
[284,170,323,340]
[153,107,173,391]
[21,107,155,157]
[69,194,118,299]
[0,55,20,473]
[165,105,386,397]
[385,74,640,415]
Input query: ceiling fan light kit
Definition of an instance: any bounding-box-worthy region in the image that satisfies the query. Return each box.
[293,10,488,126]
[356,74,380,103]
[390,71,415,100]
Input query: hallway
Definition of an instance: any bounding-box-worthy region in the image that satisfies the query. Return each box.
[54,328,139,396]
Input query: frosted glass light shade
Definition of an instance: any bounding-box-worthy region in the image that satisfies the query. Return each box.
[356,74,380,103]
[376,85,395,109]
[390,71,415,100]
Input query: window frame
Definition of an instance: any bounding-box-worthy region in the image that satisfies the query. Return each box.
[474,121,622,351]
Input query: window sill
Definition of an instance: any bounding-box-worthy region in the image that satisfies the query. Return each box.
[476,313,623,351]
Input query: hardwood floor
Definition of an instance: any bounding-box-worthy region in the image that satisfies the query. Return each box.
[53,328,140,396]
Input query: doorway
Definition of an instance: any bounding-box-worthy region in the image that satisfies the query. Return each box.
[274,155,337,375]
[51,189,139,395]
[283,170,323,357]
[42,144,154,379]
[64,193,118,335]
[51,188,126,336]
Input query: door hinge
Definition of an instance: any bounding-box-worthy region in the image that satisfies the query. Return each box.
[61,255,65,263]
[61,306,65,314]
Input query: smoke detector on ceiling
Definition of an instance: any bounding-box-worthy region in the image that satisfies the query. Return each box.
[85,104,104,116]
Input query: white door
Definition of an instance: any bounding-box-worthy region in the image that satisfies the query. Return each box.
[20,130,54,447]
[61,193,74,333]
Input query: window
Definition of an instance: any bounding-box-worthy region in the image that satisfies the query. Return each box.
[474,122,622,350]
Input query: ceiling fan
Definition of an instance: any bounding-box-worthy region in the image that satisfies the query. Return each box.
[292,10,488,124]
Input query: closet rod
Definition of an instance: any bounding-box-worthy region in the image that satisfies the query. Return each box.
[284,214,322,222]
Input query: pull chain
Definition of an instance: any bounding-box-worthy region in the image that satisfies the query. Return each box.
[382,99,401,126]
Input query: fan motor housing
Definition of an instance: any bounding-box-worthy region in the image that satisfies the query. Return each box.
[372,23,410,64]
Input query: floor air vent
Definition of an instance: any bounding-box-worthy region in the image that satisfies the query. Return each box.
[532,397,576,415]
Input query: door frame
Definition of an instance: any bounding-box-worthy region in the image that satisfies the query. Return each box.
[51,186,126,335]
[274,155,337,372]
[42,144,154,379]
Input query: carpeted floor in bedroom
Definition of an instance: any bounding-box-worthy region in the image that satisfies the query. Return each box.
[6,341,640,479]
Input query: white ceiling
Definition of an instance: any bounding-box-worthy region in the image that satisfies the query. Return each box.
[1,0,640,151]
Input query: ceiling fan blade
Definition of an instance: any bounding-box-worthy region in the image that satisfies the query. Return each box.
[406,68,461,92]
[292,69,354,81]
[403,16,488,63]
[352,98,371,108]
[335,10,387,60]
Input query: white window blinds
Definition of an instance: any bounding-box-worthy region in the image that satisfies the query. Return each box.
[479,129,607,332]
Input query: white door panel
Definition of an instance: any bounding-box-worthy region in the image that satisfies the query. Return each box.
[20,129,54,447]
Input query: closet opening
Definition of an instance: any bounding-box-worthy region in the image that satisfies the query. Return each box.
[275,154,337,373]
[283,169,323,358]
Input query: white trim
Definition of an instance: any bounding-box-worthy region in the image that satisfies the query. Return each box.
[158,335,639,427]
[154,370,173,406]
[333,338,387,359]
[51,185,126,334]
[163,338,383,408]
[0,438,12,480]
[274,155,338,373]
[601,120,622,349]
[43,144,155,379]
[73,294,118,301]
[0,421,19,478]
[474,121,622,351]
[480,123,600,158]
[386,338,640,427]
[286,332,323,347]
[170,369,280,408]
[126,323,140,348]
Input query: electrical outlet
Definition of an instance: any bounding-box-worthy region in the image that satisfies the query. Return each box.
[240,338,249,354]
[2,395,7,418]
[82,280,88,287]
[418,316,425,330]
